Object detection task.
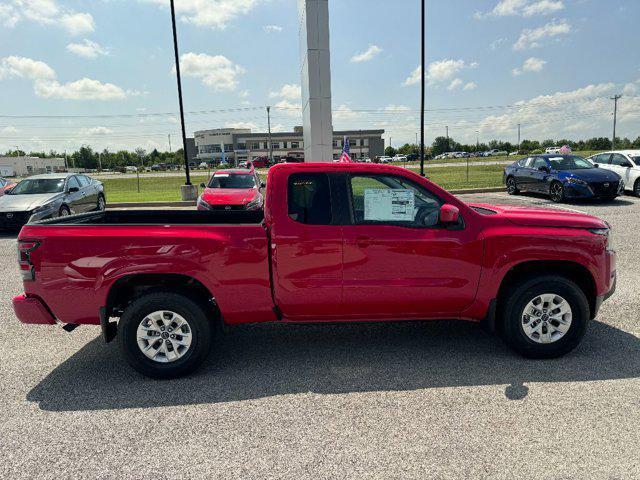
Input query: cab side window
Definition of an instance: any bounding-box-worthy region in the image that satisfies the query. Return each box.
[349,174,443,228]
[287,173,332,225]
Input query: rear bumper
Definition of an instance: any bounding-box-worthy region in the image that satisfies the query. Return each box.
[13,295,56,325]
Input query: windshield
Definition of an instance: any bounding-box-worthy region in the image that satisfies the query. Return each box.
[9,178,65,195]
[547,155,593,170]
[208,174,256,189]
[632,156,640,166]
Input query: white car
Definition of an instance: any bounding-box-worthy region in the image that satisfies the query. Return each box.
[545,147,562,154]
[393,155,408,162]
[486,149,508,156]
[378,156,393,164]
[587,150,640,196]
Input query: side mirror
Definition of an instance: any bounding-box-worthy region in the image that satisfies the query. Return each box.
[67,187,79,193]
[593,163,599,168]
[3,188,12,195]
[622,162,632,168]
[538,166,550,173]
[440,204,460,224]
[200,183,206,188]
[260,182,266,189]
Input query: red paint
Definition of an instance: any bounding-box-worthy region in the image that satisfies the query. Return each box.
[15,162,616,329]
[197,169,262,211]
[13,295,56,325]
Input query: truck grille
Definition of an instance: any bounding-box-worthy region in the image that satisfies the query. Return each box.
[0,211,30,229]
[590,181,619,196]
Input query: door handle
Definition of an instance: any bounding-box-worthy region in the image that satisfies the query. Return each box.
[355,236,373,247]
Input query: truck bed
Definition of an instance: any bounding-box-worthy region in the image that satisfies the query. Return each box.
[32,209,264,226]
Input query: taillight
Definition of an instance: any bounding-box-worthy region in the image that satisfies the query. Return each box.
[18,240,40,281]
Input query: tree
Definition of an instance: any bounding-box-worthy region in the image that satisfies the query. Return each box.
[71,146,97,169]
[431,136,451,156]
[384,146,396,157]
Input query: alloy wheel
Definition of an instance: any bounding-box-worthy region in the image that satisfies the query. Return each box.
[521,293,572,344]
[136,310,193,363]
[550,182,563,202]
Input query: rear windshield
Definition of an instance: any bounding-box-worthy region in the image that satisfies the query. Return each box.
[208,174,256,189]
[547,155,593,170]
[9,178,65,194]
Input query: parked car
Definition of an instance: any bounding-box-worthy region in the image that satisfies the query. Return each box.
[362,157,372,163]
[0,177,16,196]
[378,156,393,163]
[587,150,640,196]
[486,149,508,156]
[125,166,138,173]
[0,173,105,229]
[545,147,562,154]
[251,156,270,168]
[393,155,408,162]
[504,154,623,202]
[13,162,616,378]
[197,168,264,211]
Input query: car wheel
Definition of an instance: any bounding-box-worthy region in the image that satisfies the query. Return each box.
[59,205,70,217]
[549,181,564,203]
[634,179,640,197]
[506,176,520,195]
[501,275,589,359]
[118,292,212,379]
[97,194,106,211]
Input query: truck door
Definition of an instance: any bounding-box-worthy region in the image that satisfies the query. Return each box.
[269,172,344,319]
[341,173,483,318]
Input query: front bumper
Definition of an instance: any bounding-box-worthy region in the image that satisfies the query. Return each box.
[0,211,31,230]
[13,295,57,325]
[564,180,624,199]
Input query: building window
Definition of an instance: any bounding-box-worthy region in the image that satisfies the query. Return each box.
[236,143,246,150]
[250,142,260,150]
[352,139,359,147]
[290,141,299,149]
[224,144,234,152]
[363,138,369,147]
[333,139,340,148]
[271,142,280,149]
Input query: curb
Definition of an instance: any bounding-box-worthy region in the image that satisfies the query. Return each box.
[107,187,506,209]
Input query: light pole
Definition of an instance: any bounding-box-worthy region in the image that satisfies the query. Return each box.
[419,0,425,176]
[267,106,274,165]
[611,94,622,149]
[170,0,195,200]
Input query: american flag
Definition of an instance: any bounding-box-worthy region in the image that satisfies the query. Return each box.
[338,136,352,163]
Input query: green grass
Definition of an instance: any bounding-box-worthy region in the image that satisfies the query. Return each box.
[103,174,212,203]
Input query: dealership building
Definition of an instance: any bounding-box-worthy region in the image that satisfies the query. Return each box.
[0,156,66,177]
[194,127,385,164]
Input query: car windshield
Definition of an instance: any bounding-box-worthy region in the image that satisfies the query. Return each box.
[208,174,256,189]
[9,178,65,194]
[632,156,640,166]
[547,155,593,170]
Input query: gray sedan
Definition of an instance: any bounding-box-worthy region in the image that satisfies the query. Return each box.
[0,173,105,229]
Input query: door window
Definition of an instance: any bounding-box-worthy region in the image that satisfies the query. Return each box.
[77,175,91,187]
[531,158,548,170]
[349,174,443,228]
[592,153,611,165]
[287,173,332,225]
[66,176,80,190]
[611,154,631,167]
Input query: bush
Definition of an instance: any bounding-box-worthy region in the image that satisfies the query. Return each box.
[531,149,543,154]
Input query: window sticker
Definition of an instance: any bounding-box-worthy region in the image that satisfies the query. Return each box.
[214,173,230,177]
[364,189,415,221]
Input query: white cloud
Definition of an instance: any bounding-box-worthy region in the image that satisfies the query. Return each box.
[0,0,94,35]
[513,19,571,50]
[273,99,300,112]
[404,59,479,88]
[263,24,282,33]
[475,0,564,19]
[0,56,128,100]
[403,67,421,87]
[34,78,126,100]
[463,82,477,91]
[447,78,464,91]
[80,126,114,136]
[238,89,250,98]
[0,126,19,135]
[350,45,382,63]
[176,52,245,91]
[140,0,259,29]
[385,104,411,112]
[225,121,258,130]
[512,56,547,75]
[334,104,358,121]
[66,39,110,59]
[489,38,507,50]
[269,83,301,101]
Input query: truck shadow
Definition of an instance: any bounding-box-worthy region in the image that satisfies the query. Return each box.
[27,320,640,411]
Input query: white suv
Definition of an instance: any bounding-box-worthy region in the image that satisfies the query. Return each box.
[588,150,640,196]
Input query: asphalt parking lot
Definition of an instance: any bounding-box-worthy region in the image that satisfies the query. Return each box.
[1,191,639,479]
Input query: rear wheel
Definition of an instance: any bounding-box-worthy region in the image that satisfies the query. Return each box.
[118,292,212,379]
[506,176,520,195]
[501,275,589,358]
[549,181,564,203]
[97,194,106,211]
[634,179,640,197]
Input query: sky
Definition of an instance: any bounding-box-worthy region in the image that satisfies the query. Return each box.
[0,0,639,154]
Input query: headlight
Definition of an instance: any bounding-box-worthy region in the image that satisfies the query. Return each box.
[197,197,212,210]
[566,177,587,186]
[245,196,262,211]
[589,225,614,251]
[29,204,54,220]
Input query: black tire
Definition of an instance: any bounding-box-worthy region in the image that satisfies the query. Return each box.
[549,181,564,203]
[501,275,589,359]
[97,194,106,211]
[634,179,640,197]
[602,195,618,202]
[118,292,212,379]
[59,205,70,217]
[506,176,520,195]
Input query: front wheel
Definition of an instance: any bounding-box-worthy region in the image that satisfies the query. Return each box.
[634,179,640,197]
[506,176,520,195]
[59,205,70,217]
[501,275,589,358]
[549,181,564,203]
[97,194,106,211]
[118,292,212,379]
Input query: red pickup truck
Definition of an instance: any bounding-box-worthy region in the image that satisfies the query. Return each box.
[13,162,616,379]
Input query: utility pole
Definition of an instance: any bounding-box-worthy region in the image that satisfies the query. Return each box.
[267,106,274,165]
[446,126,449,152]
[475,130,479,149]
[98,152,102,172]
[168,134,172,153]
[170,0,193,196]
[419,0,426,176]
[610,94,622,149]
[517,123,521,152]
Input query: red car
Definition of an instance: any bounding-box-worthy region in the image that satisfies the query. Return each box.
[13,162,616,379]
[197,169,264,211]
[0,177,16,196]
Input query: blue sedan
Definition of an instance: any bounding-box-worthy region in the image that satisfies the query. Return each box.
[503,154,623,203]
